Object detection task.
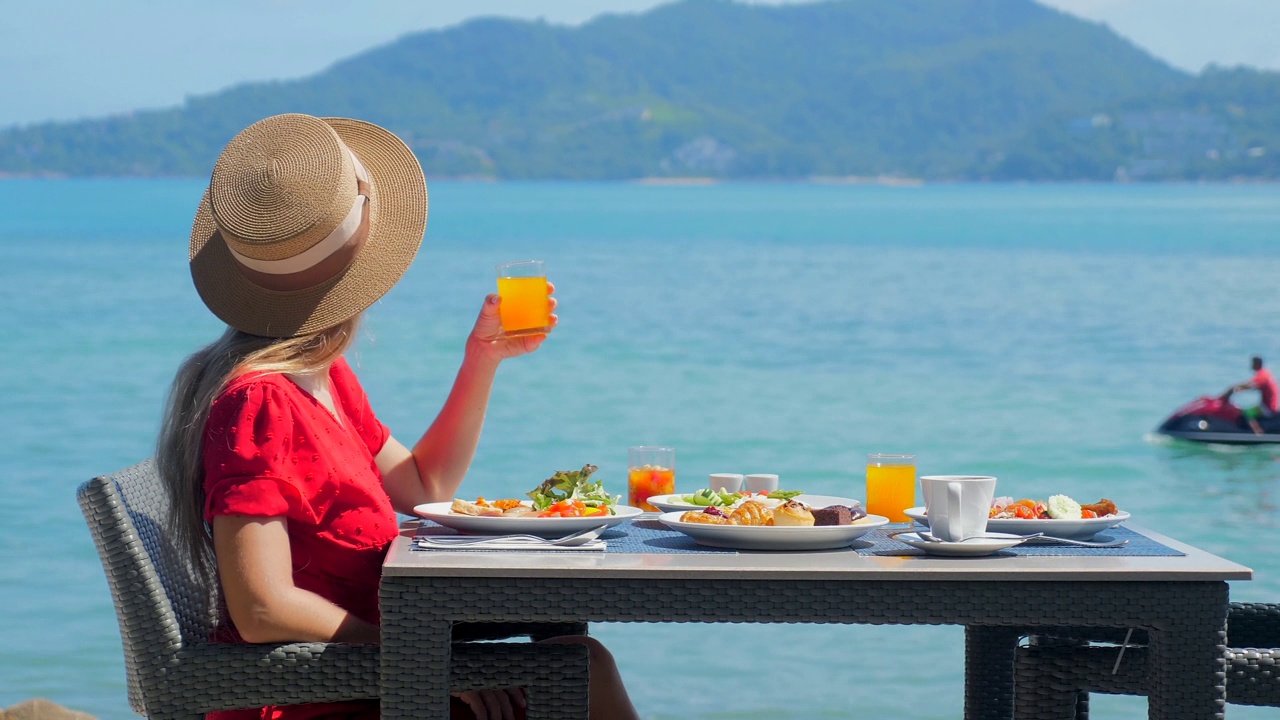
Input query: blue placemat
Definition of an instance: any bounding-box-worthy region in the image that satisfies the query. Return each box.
[855,526,1184,557]
[414,521,1181,557]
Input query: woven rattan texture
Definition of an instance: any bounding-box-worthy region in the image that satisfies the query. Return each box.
[80,460,590,719]
[381,574,1229,720]
[1012,602,1280,715]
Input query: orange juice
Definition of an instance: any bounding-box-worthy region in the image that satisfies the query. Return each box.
[866,459,916,522]
[496,276,550,336]
[628,465,675,512]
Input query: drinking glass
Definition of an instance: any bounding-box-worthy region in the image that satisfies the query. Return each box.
[495,260,551,337]
[866,453,916,522]
[628,446,675,512]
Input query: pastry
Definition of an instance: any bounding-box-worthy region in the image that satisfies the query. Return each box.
[450,498,503,517]
[681,510,730,524]
[772,500,815,526]
[729,500,773,526]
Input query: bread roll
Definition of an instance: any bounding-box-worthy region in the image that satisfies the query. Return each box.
[772,500,815,526]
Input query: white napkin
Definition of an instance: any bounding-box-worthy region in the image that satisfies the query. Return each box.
[414,538,606,552]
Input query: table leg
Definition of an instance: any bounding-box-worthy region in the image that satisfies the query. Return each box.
[381,578,451,720]
[1146,582,1229,720]
[966,625,1023,720]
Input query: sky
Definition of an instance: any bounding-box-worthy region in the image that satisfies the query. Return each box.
[1,0,1277,129]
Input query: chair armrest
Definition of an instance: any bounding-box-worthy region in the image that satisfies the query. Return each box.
[1229,602,1280,649]
[160,642,381,714]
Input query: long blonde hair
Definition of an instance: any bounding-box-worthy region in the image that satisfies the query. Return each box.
[157,316,361,577]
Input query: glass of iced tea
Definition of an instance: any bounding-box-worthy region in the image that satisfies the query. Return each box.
[865,453,916,523]
[628,446,675,512]
[495,260,551,338]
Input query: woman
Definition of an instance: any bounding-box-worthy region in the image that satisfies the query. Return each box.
[158,114,638,720]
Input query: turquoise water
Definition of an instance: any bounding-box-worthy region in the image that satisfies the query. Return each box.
[3,179,1280,719]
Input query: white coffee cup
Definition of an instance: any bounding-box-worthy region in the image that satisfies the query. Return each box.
[709,473,744,493]
[744,474,779,493]
[919,475,997,542]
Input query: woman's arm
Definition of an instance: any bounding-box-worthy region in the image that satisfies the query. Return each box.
[378,289,556,514]
[212,515,379,644]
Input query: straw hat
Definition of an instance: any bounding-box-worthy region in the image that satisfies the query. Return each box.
[189,113,427,337]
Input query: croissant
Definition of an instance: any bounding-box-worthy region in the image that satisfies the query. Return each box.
[681,510,730,524]
[729,500,773,526]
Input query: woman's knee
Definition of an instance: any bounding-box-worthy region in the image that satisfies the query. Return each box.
[541,635,615,669]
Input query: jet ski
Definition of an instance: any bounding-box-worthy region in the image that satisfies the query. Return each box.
[1155,394,1280,444]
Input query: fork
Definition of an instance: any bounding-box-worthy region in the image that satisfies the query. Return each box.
[418,524,609,547]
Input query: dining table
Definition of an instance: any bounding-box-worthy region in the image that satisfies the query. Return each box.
[380,516,1251,720]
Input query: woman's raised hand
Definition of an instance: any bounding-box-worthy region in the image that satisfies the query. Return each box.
[466,281,558,362]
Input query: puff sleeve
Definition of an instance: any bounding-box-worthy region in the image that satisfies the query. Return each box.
[202,380,319,524]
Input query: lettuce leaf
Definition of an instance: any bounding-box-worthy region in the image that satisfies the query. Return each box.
[527,464,620,512]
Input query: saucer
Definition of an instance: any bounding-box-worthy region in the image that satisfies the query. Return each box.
[893,531,1028,557]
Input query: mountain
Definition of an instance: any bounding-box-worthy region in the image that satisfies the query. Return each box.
[0,0,1276,181]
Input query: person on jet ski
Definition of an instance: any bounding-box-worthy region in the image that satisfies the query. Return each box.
[1221,356,1280,434]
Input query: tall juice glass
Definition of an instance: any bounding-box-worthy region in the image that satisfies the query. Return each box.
[628,446,675,512]
[866,453,916,522]
[496,260,551,337]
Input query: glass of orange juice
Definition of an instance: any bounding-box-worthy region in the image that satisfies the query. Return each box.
[495,260,551,337]
[628,446,675,512]
[866,453,916,522]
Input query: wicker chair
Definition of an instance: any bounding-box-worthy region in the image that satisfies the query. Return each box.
[79,459,591,720]
[1013,608,1280,719]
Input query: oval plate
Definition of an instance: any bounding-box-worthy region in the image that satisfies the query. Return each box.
[414,502,643,537]
[902,507,1131,541]
[658,511,888,551]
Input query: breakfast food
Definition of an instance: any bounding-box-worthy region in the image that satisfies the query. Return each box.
[678,499,864,528]
[678,488,805,507]
[989,495,1121,520]
[729,500,773,526]
[772,500,815,526]
[448,464,621,518]
[810,504,864,526]
[450,498,504,517]
[1045,494,1083,520]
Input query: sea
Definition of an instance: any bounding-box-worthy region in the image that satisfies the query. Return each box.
[3,179,1280,719]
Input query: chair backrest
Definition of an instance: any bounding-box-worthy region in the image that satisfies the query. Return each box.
[78,459,217,717]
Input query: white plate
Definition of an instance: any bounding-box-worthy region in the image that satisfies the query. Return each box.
[893,531,1028,557]
[413,502,643,537]
[646,493,861,514]
[658,511,888,551]
[902,507,1131,541]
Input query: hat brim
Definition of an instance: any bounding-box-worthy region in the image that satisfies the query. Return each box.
[190,118,427,338]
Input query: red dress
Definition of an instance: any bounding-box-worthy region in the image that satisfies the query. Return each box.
[202,357,395,720]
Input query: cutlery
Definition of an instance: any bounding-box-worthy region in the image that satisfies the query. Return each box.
[419,524,609,547]
[916,530,1128,548]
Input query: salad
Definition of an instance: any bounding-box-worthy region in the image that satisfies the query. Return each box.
[679,488,805,507]
[989,495,1119,520]
[526,464,621,517]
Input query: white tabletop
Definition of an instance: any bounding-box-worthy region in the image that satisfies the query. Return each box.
[384,522,1252,582]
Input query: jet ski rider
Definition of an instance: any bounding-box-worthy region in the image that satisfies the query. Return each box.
[1221,356,1280,435]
